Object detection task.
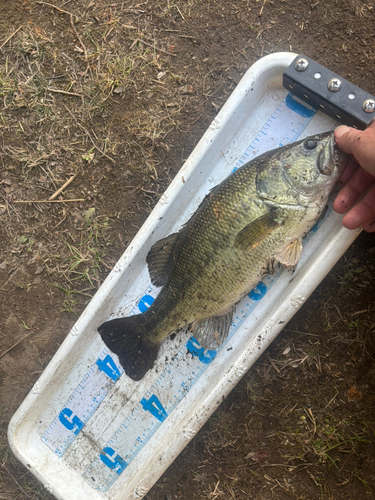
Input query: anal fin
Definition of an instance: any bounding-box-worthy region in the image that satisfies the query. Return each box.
[192,309,234,350]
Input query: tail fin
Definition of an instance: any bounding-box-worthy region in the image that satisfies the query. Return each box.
[98,315,160,381]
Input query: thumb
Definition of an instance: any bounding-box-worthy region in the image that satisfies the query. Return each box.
[334,123,375,174]
[334,125,361,155]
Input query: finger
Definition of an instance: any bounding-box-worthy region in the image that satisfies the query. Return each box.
[342,184,375,230]
[362,214,375,233]
[334,125,361,154]
[333,184,360,214]
[336,157,359,187]
[333,168,375,214]
[334,124,375,173]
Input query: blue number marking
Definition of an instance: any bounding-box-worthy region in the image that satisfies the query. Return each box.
[140,394,168,422]
[248,281,267,301]
[285,92,316,118]
[100,447,127,474]
[58,408,84,435]
[138,294,155,312]
[186,337,217,364]
[96,354,121,382]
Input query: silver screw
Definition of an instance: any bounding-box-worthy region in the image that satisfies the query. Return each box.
[328,78,342,92]
[295,58,309,72]
[362,99,375,113]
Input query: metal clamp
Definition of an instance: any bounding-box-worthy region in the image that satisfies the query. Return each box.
[283,54,375,130]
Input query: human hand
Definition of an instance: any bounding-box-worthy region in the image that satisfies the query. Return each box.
[333,123,375,232]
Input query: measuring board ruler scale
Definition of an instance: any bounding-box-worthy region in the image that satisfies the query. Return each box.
[38,89,336,495]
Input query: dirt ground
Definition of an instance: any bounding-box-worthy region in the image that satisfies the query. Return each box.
[0,1,374,499]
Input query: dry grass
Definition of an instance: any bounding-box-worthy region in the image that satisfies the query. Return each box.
[0,4,193,309]
[0,21,184,174]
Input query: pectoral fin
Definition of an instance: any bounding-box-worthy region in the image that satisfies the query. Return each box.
[275,238,303,267]
[192,309,234,350]
[146,231,181,287]
[234,210,284,251]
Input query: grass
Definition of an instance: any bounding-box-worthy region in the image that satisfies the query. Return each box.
[0,58,17,99]
[0,18,184,179]
[190,318,375,499]
[0,18,132,310]
[49,213,111,313]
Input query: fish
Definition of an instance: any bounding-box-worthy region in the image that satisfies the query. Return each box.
[98,131,349,381]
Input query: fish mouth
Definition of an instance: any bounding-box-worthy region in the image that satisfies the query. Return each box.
[317,133,336,176]
[333,137,342,168]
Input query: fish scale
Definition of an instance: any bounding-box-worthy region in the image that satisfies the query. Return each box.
[155,166,263,315]
[145,161,301,322]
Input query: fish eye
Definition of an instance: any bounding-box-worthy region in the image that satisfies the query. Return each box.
[304,140,318,150]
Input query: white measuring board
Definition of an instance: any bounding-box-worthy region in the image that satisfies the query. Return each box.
[9,53,361,500]
[42,92,317,489]
[41,348,124,458]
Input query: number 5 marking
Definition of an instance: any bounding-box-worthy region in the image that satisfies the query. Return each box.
[100,447,127,474]
[186,337,217,364]
[58,408,84,435]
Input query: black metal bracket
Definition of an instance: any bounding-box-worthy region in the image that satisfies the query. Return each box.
[283,54,375,130]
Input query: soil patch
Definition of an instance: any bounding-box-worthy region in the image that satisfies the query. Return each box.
[1,1,374,499]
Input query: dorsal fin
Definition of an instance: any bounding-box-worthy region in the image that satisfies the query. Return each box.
[146,231,181,287]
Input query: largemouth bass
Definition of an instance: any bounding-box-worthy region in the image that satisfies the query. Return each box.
[99,131,348,381]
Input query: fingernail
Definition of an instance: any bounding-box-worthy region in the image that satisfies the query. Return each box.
[334,125,350,140]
